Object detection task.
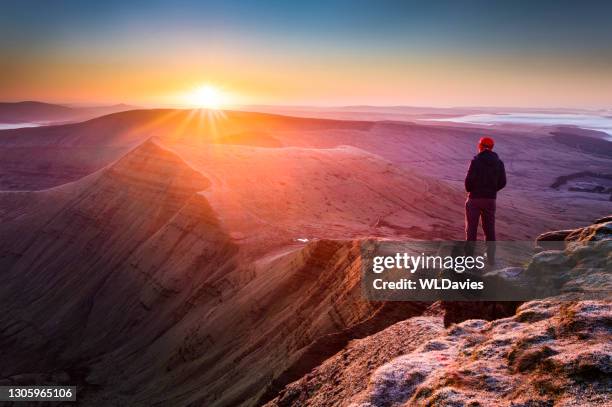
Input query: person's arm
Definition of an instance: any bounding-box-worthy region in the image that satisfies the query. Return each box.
[497,161,507,191]
[465,159,476,192]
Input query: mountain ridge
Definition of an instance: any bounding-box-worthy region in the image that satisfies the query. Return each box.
[0,101,134,124]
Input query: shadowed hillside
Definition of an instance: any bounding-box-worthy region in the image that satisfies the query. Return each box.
[0,140,426,406]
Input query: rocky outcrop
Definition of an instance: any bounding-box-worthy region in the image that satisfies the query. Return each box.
[349,300,611,407]
[475,219,612,302]
[442,219,612,327]
[266,299,611,407]
[537,218,612,243]
[266,217,612,406]
[594,215,612,224]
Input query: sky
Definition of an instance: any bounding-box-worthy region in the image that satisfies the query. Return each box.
[1,0,611,108]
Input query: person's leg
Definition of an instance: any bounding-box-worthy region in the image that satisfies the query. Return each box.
[465,198,480,241]
[464,198,480,256]
[481,199,496,240]
[481,199,496,263]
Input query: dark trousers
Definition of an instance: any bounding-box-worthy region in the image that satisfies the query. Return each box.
[465,198,496,261]
[465,198,496,241]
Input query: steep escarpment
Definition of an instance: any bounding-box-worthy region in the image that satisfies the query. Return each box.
[0,140,224,376]
[253,243,430,406]
[0,140,430,407]
[91,239,426,407]
[266,217,612,406]
[265,316,445,407]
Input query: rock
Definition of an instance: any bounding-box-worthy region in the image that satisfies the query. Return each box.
[507,219,611,300]
[536,218,612,244]
[349,301,611,407]
[594,215,612,224]
[567,221,612,242]
[441,301,521,327]
[536,229,575,242]
[527,250,575,278]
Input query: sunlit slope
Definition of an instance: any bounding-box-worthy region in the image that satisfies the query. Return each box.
[173,142,465,253]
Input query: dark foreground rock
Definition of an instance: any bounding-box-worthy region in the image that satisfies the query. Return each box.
[441,301,521,327]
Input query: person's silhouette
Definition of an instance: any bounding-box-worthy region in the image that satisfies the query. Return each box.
[464,137,506,263]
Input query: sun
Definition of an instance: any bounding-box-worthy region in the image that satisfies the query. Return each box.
[187,85,225,109]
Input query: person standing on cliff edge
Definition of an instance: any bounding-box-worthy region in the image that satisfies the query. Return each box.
[464,136,506,264]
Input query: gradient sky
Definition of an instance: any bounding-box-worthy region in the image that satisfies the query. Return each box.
[1,0,611,108]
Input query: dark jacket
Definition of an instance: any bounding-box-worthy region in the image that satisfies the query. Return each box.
[465,150,506,199]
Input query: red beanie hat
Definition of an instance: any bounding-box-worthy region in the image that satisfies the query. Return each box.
[479,137,495,149]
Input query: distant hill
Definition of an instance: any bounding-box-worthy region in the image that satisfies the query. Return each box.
[0,101,134,124]
[550,130,612,158]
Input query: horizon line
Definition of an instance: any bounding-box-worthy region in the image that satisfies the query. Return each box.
[1,100,610,112]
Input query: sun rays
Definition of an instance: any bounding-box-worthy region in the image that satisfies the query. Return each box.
[184,85,229,110]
